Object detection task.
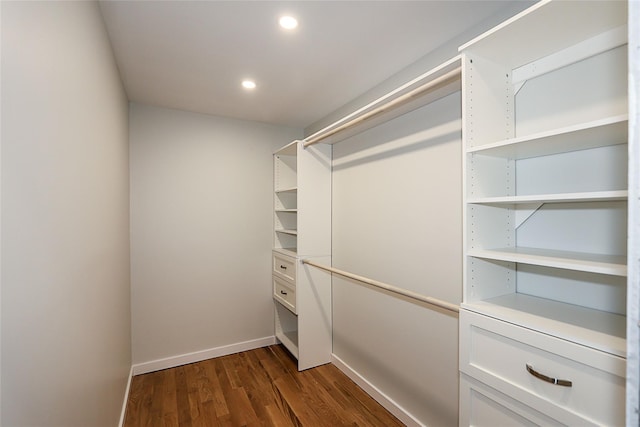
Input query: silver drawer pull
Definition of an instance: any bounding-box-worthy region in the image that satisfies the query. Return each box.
[280,265,287,270]
[526,364,572,387]
[280,290,288,295]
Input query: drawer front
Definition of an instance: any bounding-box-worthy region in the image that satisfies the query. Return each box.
[460,310,625,426]
[460,374,563,427]
[273,275,296,314]
[273,252,296,282]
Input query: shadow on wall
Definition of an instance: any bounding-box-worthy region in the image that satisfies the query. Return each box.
[332,93,462,171]
[332,127,461,172]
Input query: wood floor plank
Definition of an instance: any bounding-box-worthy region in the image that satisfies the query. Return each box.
[161,369,180,427]
[123,369,147,426]
[149,371,166,425]
[185,363,216,427]
[264,403,296,427]
[124,345,405,427]
[175,366,193,427]
[201,359,229,421]
[232,351,277,425]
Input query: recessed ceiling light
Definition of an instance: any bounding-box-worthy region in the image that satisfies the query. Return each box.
[242,80,256,90]
[279,15,298,30]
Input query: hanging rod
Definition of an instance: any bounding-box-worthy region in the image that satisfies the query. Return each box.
[301,259,459,314]
[303,58,462,148]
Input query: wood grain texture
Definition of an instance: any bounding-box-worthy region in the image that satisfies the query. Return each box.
[124,345,405,426]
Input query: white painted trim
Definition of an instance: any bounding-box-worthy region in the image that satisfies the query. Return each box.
[118,366,134,427]
[132,336,277,375]
[331,354,425,427]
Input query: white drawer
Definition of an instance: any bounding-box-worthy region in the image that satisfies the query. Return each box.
[460,310,625,426]
[273,252,296,282]
[273,275,296,314]
[460,373,563,427]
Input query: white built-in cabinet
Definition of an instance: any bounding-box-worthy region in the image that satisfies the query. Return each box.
[459,1,628,425]
[272,140,332,370]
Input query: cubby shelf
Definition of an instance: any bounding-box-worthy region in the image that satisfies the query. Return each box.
[275,187,297,193]
[467,190,628,205]
[468,247,627,277]
[273,247,297,257]
[275,229,298,236]
[462,293,626,358]
[275,330,299,358]
[467,115,628,158]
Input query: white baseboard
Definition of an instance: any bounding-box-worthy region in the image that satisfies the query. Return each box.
[331,354,424,427]
[131,336,277,375]
[118,366,133,427]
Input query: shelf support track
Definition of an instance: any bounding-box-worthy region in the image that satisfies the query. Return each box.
[301,259,460,314]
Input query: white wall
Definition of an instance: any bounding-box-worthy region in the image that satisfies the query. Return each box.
[331,93,462,425]
[129,103,300,367]
[1,2,131,426]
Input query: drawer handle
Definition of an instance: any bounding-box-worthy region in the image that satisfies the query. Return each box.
[280,265,287,270]
[280,290,288,295]
[526,364,572,387]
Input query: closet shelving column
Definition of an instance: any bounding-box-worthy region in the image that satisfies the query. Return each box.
[458,0,629,425]
[272,140,331,371]
[274,141,298,254]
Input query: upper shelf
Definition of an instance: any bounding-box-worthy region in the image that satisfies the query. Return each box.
[274,140,298,156]
[467,115,628,159]
[459,0,627,70]
[303,56,462,147]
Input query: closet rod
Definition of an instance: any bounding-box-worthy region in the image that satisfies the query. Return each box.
[303,65,462,148]
[301,259,459,314]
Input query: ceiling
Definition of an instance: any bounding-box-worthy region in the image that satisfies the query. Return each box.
[99,1,524,129]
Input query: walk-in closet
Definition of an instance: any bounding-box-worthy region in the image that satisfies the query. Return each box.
[1,0,638,426]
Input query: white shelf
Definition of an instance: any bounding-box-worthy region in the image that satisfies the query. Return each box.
[468,190,628,205]
[462,293,626,358]
[275,330,299,359]
[467,115,628,159]
[275,186,297,194]
[468,247,627,277]
[275,229,297,236]
[274,140,298,156]
[459,0,627,70]
[273,247,297,257]
[275,209,298,213]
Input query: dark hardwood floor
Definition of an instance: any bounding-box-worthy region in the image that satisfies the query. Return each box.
[124,344,405,426]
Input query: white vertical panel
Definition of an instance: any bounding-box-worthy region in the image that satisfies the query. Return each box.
[297,142,331,257]
[332,92,462,425]
[626,0,640,423]
[297,256,332,370]
[463,54,514,147]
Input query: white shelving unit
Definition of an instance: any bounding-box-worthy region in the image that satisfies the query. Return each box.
[272,140,332,370]
[274,142,298,256]
[458,1,629,425]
